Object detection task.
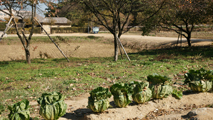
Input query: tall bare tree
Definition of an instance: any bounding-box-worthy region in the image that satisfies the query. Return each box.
[63,0,165,61]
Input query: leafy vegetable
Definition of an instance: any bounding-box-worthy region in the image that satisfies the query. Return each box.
[87,87,111,113]
[172,89,183,99]
[184,68,213,84]
[184,68,213,92]
[147,74,173,99]
[147,73,171,85]
[150,85,173,99]
[110,83,133,107]
[37,92,67,120]
[189,80,212,92]
[132,81,152,104]
[8,99,30,120]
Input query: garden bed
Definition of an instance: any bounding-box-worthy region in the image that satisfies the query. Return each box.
[49,92,213,120]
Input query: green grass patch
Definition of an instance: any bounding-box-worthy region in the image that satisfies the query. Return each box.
[0,36,109,45]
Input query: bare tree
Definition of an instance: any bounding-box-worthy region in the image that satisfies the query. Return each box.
[158,0,213,47]
[0,0,40,64]
[64,0,165,61]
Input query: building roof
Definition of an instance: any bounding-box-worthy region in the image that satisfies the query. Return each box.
[41,17,71,24]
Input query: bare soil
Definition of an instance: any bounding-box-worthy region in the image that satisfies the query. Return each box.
[29,92,213,120]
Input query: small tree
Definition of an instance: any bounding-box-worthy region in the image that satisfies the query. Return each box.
[158,0,213,47]
[0,0,40,64]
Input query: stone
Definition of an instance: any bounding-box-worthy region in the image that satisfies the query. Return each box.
[182,108,213,120]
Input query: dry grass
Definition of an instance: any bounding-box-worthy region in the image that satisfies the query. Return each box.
[0,32,212,62]
[0,40,137,61]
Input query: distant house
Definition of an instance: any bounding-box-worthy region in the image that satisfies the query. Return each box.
[40,17,71,34]
[0,9,44,28]
[0,9,44,20]
[0,10,72,34]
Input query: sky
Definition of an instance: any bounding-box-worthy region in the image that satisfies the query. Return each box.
[37,3,48,17]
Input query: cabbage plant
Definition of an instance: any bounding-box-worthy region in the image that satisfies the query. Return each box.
[132,81,152,104]
[87,87,111,113]
[37,92,67,120]
[8,99,30,120]
[184,68,213,92]
[147,74,173,99]
[110,83,134,107]
[188,80,212,92]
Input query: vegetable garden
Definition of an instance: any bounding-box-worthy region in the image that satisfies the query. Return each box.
[0,68,213,120]
[0,34,213,119]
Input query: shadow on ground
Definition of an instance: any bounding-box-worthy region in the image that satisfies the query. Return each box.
[159,38,213,47]
[61,108,93,120]
[129,44,213,60]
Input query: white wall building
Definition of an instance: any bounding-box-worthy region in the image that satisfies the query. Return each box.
[40,17,72,34]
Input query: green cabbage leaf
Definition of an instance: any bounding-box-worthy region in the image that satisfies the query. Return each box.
[87,87,111,113]
[110,83,133,107]
[147,74,173,99]
[147,74,171,85]
[184,68,213,84]
[132,81,152,104]
[189,80,212,92]
[8,99,30,120]
[150,85,173,99]
[184,68,213,92]
[172,89,183,99]
[37,92,67,120]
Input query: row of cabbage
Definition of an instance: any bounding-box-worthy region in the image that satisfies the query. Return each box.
[0,92,67,120]
[0,68,212,119]
[88,68,213,112]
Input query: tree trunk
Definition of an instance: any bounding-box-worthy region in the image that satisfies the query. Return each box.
[187,32,191,47]
[25,48,31,64]
[113,34,119,61]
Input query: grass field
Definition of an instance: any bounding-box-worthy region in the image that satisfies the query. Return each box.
[0,36,139,61]
[0,33,213,118]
